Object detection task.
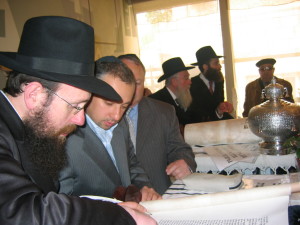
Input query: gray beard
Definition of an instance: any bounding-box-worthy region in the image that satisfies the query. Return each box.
[176,88,192,110]
[23,110,67,180]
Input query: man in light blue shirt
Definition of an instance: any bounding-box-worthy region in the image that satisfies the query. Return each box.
[59,56,161,201]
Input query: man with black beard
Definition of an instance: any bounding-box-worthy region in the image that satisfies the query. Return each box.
[0,16,156,225]
[23,110,76,180]
[149,57,194,136]
[188,46,234,123]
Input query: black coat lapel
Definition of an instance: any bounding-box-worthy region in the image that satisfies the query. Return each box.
[0,93,57,193]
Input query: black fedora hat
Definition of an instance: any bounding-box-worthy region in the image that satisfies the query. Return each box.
[158,57,194,82]
[0,16,121,101]
[191,46,223,66]
[256,58,276,67]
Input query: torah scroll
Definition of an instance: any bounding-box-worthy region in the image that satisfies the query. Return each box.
[184,118,261,146]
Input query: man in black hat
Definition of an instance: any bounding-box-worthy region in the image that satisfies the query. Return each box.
[149,57,194,135]
[242,58,294,117]
[188,46,234,123]
[0,16,156,225]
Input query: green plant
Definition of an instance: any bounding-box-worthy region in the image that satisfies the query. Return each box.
[283,133,300,158]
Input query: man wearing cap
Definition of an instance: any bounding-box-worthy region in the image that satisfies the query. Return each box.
[118,54,196,195]
[0,16,156,224]
[189,46,234,123]
[242,58,294,117]
[149,57,194,135]
[59,56,161,201]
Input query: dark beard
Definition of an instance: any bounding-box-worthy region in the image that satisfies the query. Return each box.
[204,67,224,82]
[23,110,67,180]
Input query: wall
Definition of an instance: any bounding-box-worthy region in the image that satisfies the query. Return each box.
[0,0,139,89]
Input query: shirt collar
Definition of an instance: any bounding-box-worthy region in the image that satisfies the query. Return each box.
[127,104,138,117]
[0,90,22,120]
[86,114,118,137]
[199,73,211,86]
[166,87,177,101]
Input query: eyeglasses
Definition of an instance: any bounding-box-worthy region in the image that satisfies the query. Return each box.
[46,88,84,115]
[259,66,274,71]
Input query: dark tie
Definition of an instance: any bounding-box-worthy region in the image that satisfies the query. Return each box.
[126,108,136,151]
[209,81,214,94]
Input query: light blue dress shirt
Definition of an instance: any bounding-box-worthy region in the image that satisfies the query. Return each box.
[86,114,119,171]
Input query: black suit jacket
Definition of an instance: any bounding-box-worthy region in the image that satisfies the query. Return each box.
[0,92,135,225]
[189,75,233,123]
[149,87,191,125]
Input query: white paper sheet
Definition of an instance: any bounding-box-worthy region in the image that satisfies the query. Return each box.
[202,144,260,171]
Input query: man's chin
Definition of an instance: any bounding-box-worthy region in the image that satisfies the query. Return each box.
[58,134,67,142]
[56,125,77,137]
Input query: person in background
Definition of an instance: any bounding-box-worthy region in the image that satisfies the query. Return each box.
[188,46,234,123]
[149,57,194,136]
[59,56,161,201]
[144,87,152,96]
[0,16,156,225]
[242,58,294,117]
[0,65,10,90]
[118,54,197,195]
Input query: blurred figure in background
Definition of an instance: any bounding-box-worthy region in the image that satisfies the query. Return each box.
[243,58,294,117]
[149,57,194,136]
[188,46,234,123]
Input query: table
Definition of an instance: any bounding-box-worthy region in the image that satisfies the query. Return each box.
[193,143,297,175]
[163,174,300,206]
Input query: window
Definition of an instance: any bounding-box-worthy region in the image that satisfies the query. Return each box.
[136,0,222,93]
[135,0,300,117]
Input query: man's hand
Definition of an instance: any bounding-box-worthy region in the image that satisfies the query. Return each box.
[118,201,157,225]
[140,186,162,201]
[166,159,192,180]
[217,101,233,115]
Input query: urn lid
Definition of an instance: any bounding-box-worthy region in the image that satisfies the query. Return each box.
[263,77,286,100]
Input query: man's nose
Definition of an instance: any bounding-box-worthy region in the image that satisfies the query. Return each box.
[111,108,123,121]
[71,110,85,126]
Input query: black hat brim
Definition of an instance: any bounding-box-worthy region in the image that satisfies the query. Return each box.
[157,66,194,82]
[191,55,223,66]
[0,52,121,101]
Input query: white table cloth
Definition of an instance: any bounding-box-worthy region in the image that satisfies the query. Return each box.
[193,144,296,175]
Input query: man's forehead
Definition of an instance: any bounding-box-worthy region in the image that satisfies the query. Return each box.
[259,63,274,68]
[210,58,220,63]
[122,60,144,75]
[176,70,189,77]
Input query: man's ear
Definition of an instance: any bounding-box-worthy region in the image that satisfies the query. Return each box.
[203,64,208,72]
[170,74,180,87]
[23,82,46,110]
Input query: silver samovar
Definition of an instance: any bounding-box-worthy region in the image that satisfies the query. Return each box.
[247,78,300,155]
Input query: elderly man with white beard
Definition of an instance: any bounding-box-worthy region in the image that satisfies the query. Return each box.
[149,57,194,136]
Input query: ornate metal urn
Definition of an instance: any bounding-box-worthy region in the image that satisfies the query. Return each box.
[247,78,300,155]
